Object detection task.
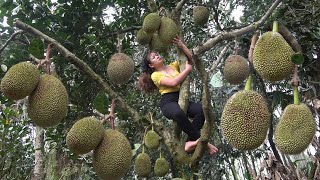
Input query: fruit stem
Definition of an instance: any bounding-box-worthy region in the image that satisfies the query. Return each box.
[245,74,252,91]
[293,65,299,105]
[272,21,278,33]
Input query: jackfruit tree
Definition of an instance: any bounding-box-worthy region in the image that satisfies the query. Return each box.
[0,0,319,179]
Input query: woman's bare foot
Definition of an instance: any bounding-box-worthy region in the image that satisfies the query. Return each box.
[207,143,218,155]
[184,139,199,153]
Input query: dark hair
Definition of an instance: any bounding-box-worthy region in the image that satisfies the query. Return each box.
[138,50,158,94]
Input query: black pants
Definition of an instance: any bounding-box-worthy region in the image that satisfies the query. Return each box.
[160,92,205,141]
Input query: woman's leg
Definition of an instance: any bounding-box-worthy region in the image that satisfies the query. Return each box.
[161,102,200,141]
[187,101,205,131]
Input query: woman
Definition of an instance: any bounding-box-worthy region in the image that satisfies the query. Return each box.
[138,36,218,155]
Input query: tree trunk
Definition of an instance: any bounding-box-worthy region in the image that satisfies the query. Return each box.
[32,126,44,180]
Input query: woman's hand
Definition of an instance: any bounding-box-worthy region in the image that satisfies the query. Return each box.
[185,60,192,72]
[172,35,193,65]
[172,36,185,49]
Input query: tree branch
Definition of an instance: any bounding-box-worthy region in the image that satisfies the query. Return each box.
[14,20,141,123]
[101,26,141,39]
[193,0,283,55]
[208,42,231,76]
[0,30,24,54]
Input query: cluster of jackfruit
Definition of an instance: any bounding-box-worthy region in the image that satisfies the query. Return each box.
[65,116,132,180]
[223,55,250,85]
[136,13,179,53]
[106,52,135,85]
[0,62,69,128]
[193,6,210,27]
[253,31,294,82]
[134,129,169,177]
[221,90,270,150]
[134,151,170,178]
[274,103,316,154]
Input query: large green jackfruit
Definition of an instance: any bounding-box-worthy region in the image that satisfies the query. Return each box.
[107,53,134,85]
[1,62,40,100]
[136,29,152,45]
[66,117,105,154]
[134,152,152,177]
[150,33,168,53]
[145,130,160,150]
[223,55,250,85]
[158,17,179,45]
[28,74,68,128]
[154,157,169,177]
[193,6,210,27]
[275,103,316,154]
[93,129,132,180]
[221,90,270,150]
[253,31,294,82]
[142,13,161,34]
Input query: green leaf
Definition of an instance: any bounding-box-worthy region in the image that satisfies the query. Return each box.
[29,38,44,59]
[93,92,109,114]
[1,64,7,72]
[291,53,304,65]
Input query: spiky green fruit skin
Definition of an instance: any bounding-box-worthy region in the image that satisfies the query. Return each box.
[107,53,134,85]
[142,13,161,34]
[275,104,316,155]
[150,33,168,53]
[136,29,152,45]
[193,6,210,26]
[154,157,169,177]
[158,17,179,45]
[134,152,152,177]
[253,31,294,82]
[145,130,160,150]
[28,74,68,128]
[223,55,250,85]
[221,90,270,150]
[66,117,105,154]
[93,129,132,180]
[0,62,40,100]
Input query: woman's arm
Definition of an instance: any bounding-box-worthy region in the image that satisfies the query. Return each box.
[160,61,192,87]
[172,36,193,64]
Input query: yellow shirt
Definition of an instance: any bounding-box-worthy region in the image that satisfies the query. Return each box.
[151,61,180,95]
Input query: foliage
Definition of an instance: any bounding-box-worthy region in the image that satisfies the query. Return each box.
[0,103,34,179]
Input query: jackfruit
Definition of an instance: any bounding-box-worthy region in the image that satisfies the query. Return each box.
[223,55,250,84]
[28,74,68,128]
[253,31,294,82]
[158,17,179,45]
[66,117,105,154]
[274,103,316,154]
[154,157,169,177]
[145,130,160,150]
[150,33,168,53]
[142,13,161,34]
[134,152,152,177]
[221,90,270,150]
[0,62,40,100]
[93,129,132,180]
[107,53,134,85]
[136,29,152,45]
[193,6,210,27]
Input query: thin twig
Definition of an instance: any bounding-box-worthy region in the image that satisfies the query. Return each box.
[0,30,24,54]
